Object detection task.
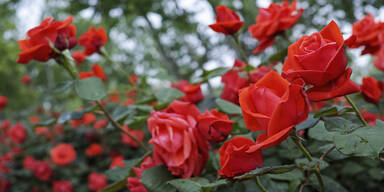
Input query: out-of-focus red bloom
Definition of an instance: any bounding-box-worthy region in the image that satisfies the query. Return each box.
[17,16,77,64]
[197,109,233,142]
[129,75,138,84]
[23,156,36,170]
[218,137,262,178]
[122,99,135,106]
[283,21,360,101]
[83,113,96,125]
[147,100,209,178]
[8,123,26,143]
[0,96,8,111]
[79,64,107,81]
[35,126,51,138]
[126,90,137,98]
[361,76,384,104]
[209,5,243,35]
[85,143,103,157]
[88,172,107,191]
[127,156,158,192]
[79,26,108,56]
[310,101,326,112]
[0,177,10,192]
[221,59,272,104]
[1,120,11,131]
[50,143,76,166]
[93,119,108,130]
[108,93,120,103]
[248,0,303,54]
[374,33,384,71]
[53,180,73,192]
[31,160,53,181]
[109,155,126,169]
[53,124,64,135]
[71,51,86,65]
[362,111,384,126]
[21,74,32,85]
[121,125,144,148]
[171,80,203,104]
[345,14,384,55]
[29,116,40,124]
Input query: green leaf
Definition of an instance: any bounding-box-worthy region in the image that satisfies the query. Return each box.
[167,178,228,192]
[192,67,228,84]
[34,118,56,127]
[308,121,338,142]
[333,125,384,158]
[310,175,348,192]
[314,105,353,118]
[100,179,127,192]
[75,77,106,101]
[234,164,297,180]
[53,80,74,93]
[154,88,184,104]
[295,158,329,170]
[57,111,83,124]
[140,165,176,192]
[215,98,242,115]
[296,114,319,131]
[269,169,303,181]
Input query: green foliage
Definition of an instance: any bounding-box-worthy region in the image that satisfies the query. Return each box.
[75,77,107,101]
[215,98,242,115]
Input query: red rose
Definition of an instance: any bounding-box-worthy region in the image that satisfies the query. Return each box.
[31,160,53,181]
[197,109,233,142]
[8,123,26,143]
[171,80,203,104]
[23,156,36,170]
[248,0,303,54]
[221,59,272,104]
[121,125,144,148]
[83,113,96,125]
[361,76,384,104]
[21,74,32,85]
[122,99,135,106]
[17,16,77,64]
[345,14,384,55]
[50,143,76,166]
[79,64,107,81]
[282,21,360,101]
[53,180,73,192]
[209,5,243,35]
[108,93,120,103]
[374,33,384,71]
[78,26,108,56]
[93,119,108,130]
[1,120,11,131]
[129,75,138,84]
[218,137,262,178]
[147,100,209,178]
[109,155,126,169]
[362,111,384,126]
[127,156,158,192]
[29,116,40,124]
[0,177,10,192]
[71,51,86,65]
[85,143,103,157]
[0,96,8,111]
[88,172,107,191]
[239,71,309,152]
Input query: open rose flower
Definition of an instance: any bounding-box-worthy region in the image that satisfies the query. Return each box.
[21,75,32,85]
[361,76,384,104]
[8,123,26,144]
[79,64,107,81]
[239,71,309,152]
[248,0,303,54]
[218,137,262,178]
[282,21,360,101]
[209,5,243,35]
[127,156,158,192]
[17,16,77,64]
[0,96,8,111]
[53,180,73,192]
[50,143,77,166]
[79,26,108,56]
[197,109,233,143]
[345,14,384,55]
[374,33,384,71]
[85,143,103,157]
[121,125,144,148]
[171,80,203,104]
[31,160,53,181]
[221,59,272,104]
[147,100,209,178]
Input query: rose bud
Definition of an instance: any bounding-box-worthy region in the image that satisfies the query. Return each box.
[53,180,74,192]
[209,5,243,35]
[361,76,384,104]
[197,109,233,142]
[71,51,86,65]
[88,172,107,191]
[171,80,203,104]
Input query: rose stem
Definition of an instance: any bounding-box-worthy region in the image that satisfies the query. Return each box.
[291,129,324,192]
[344,95,368,126]
[56,52,150,152]
[230,34,252,84]
[255,176,267,192]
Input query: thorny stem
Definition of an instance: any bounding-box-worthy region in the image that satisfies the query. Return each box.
[344,95,368,126]
[56,50,149,152]
[96,101,151,152]
[255,176,267,192]
[230,34,252,84]
[291,130,324,192]
[320,146,336,160]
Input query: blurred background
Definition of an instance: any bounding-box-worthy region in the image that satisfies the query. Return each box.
[0,0,384,117]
